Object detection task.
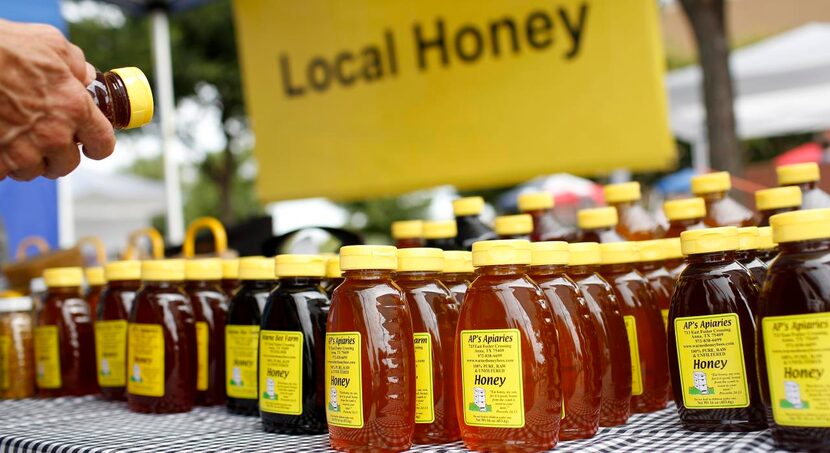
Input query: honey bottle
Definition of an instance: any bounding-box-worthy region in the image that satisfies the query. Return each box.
[424,220,460,251]
[754,186,801,227]
[777,162,830,209]
[96,260,141,401]
[637,240,674,330]
[221,259,240,299]
[392,220,425,249]
[757,209,830,450]
[663,238,687,280]
[326,246,416,452]
[453,197,496,251]
[396,248,460,444]
[737,227,768,288]
[518,191,577,242]
[529,241,601,440]
[184,258,228,407]
[663,198,707,238]
[604,182,665,240]
[668,227,766,431]
[456,239,561,451]
[567,242,632,426]
[84,266,106,316]
[691,172,755,227]
[494,214,533,240]
[87,67,154,129]
[324,255,344,300]
[442,251,474,305]
[756,226,779,265]
[577,207,625,243]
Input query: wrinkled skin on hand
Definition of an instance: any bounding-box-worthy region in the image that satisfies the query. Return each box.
[0,19,115,181]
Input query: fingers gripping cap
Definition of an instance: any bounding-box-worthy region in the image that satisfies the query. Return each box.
[397,248,444,272]
[339,245,397,271]
[691,172,731,195]
[603,182,642,203]
[111,67,154,129]
[770,208,830,244]
[568,242,601,266]
[777,163,820,186]
[518,192,553,211]
[680,227,739,256]
[472,240,531,267]
[530,241,569,266]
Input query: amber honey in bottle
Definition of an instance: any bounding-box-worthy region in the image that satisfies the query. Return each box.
[392,220,425,249]
[577,207,625,243]
[96,260,141,401]
[442,251,474,306]
[87,67,154,129]
[518,191,577,242]
[568,242,632,426]
[494,214,533,240]
[221,259,240,299]
[691,172,755,227]
[84,267,106,317]
[424,220,460,251]
[663,197,707,238]
[529,241,601,440]
[185,258,228,407]
[0,296,35,399]
[757,209,830,450]
[737,227,768,289]
[777,162,830,209]
[453,197,497,251]
[396,248,460,444]
[754,186,801,227]
[756,226,779,265]
[604,182,665,240]
[260,255,329,434]
[36,267,97,397]
[663,238,687,280]
[326,246,416,452]
[226,257,276,416]
[637,240,675,331]
[324,255,344,300]
[456,240,561,451]
[668,227,766,431]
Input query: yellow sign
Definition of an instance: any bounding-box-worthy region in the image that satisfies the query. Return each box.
[234,0,673,201]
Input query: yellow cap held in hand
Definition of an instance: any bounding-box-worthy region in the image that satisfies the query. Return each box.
[691,172,732,195]
[185,258,223,281]
[472,240,531,267]
[518,192,553,212]
[340,245,397,271]
[600,242,640,265]
[443,251,473,274]
[755,186,801,211]
[568,242,601,266]
[604,182,642,203]
[222,259,239,279]
[638,239,666,262]
[142,259,185,281]
[105,260,141,281]
[495,214,533,236]
[326,256,342,278]
[777,162,820,186]
[680,227,739,256]
[275,254,326,278]
[664,198,706,221]
[85,266,106,286]
[757,226,776,250]
[770,208,830,244]
[397,248,444,272]
[578,207,618,229]
[238,257,275,280]
[423,220,457,239]
[111,67,154,129]
[662,238,683,260]
[391,220,424,240]
[44,267,83,288]
[530,241,569,266]
[453,197,485,216]
[737,227,760,251]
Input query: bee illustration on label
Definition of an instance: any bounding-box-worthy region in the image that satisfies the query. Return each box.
[329,386,340,412]
[781,381,808,409]
[690,371,714,395]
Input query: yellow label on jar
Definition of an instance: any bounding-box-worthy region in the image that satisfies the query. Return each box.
[0,335,10,390]
[624,315,643,396]
[259,330,304,415]
[94,320,127,387]
[34,325,61,389]
[414,332,434,423]
[325,332,363,428]
[763,312,830,428]
[674,313,749,409]
[127,323,165,397]
[661,309,669,333]
[225,325,260,399]
[460,329,524,428]
[196,322,208,391]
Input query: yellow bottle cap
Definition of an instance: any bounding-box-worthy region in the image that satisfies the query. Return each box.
[604,182,642,203]
[770,208,830,243]
[104,260,141,281]
[777,162,820,186]
[755,186,801,211]
[662,238,683,260]
[453,197,485,216]
[518,192,553,212]
[638,239,666,262]
[664,197,706,221]
[274,254,326,278]
[391,220,423,240]
[530,241,569,266]
[423,220,457,239]
[340,245,397,271]
[185,258,222,281]
[494,214,533,236]
[757,226,776,250]
[222,259,239,279]
[443,251,473,274]
[111,67,154,129]
[680,227,739,255]
[44,267,83,287]
[326,255,342,278]
[141,259,185,281]
[568,242,602,266]
[737,227,760,251]
[577,207,618,229]
[600,242,640,265]
[397,248,444,272]
[472,240,531,267]
[85,266,106,286]
[691,171,732,195]
[238,256,275,280]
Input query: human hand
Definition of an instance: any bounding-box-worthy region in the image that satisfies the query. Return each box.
[0,19,115,181]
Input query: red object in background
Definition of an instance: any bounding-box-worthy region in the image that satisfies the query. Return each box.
[774,142,823,166]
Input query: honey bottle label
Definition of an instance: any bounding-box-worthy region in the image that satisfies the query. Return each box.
[460,329,525,428]
[674,313,749,409]
[34,325,62,389]
[624,315,643,396]
[414,332,434,423]
[325,332,363,428]
[127,323,165,397]
[225,325,260,399]
[0,335,10,390]
[94,320,128,387]
[259,330,304,415]
[196,322,208,391]
[762,312,830,427]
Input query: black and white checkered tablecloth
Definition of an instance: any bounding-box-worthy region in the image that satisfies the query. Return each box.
[0,397,785,452]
